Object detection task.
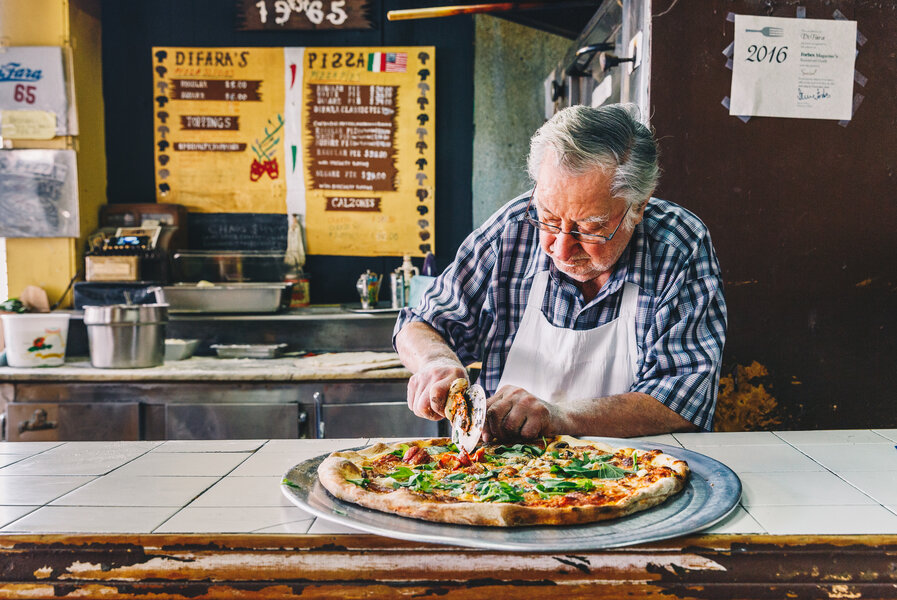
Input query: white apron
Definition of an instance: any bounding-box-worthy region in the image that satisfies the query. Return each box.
[496,270,639,403]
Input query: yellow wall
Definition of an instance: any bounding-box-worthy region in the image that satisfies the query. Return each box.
[0,0,106,306]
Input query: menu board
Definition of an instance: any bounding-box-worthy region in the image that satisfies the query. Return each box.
[153,46,435,257]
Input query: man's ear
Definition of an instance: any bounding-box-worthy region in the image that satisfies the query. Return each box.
[631,199,649,227]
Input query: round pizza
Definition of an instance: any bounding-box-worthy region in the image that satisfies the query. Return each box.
[317,435,689,527]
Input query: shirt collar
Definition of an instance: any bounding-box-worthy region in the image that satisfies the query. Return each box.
[543,219,656,304]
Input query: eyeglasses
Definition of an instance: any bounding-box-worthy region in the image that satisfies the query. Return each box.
[524,185,630,244]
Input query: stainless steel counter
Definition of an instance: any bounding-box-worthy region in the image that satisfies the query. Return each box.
[0,353,439,443]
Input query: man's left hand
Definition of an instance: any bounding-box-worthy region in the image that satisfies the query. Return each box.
[482,385,561,442]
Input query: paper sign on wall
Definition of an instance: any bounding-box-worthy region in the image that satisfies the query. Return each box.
[0,149,80,238]
[0,47,75,136]
[730,15,857,120]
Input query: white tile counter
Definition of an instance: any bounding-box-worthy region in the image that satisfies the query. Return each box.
[1,431,896,599]
[1,430,896,535]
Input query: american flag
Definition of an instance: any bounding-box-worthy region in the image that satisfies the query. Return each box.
[385,52,407,72]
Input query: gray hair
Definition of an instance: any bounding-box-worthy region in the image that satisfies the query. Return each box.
[527,104,660,229]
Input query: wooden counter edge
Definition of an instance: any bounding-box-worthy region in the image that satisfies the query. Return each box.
[1,533,896,600]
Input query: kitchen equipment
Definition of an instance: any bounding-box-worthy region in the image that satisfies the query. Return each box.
[210,343,288,359]
[1,313,71,367]
[281,438,742,550]
[83,203,188,284]
[171,250,288,283]
[389,270,405,309]
[73,282,164,310]
[399,255,419,299]
[85,255,140,282]
[448,382,486,453]
[408,275,436,308]
[164,338,200,361]
[160,282,292,313]
[355,270,382,310]
[83,303,168,368]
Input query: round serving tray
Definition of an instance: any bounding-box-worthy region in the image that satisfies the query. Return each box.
[281,437,741,551]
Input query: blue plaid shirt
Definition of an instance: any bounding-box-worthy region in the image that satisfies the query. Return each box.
[394,192,727,431]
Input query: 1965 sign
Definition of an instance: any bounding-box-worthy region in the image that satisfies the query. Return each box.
[236,0,372,30]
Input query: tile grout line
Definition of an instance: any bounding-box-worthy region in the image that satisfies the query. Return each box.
[0,442,68,472]
[150,445,265,533]
[0,442,166,531]
[769,431,889,510]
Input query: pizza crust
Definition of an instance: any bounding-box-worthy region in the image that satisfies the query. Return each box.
[317,438,688,527]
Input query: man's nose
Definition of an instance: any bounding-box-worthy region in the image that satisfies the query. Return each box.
[551,230,581,259]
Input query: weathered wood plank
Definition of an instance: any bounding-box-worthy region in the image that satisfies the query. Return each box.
[1,534,895,600]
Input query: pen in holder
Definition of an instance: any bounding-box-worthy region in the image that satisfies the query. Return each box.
[356,270,382,309]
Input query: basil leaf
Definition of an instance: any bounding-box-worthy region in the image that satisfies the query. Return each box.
[389,444,410,457]
[346,477,369,488]
[281,478,301,489]
[551,462,627,480]
[444,472,468,481]
[386,466,415,481]
[475,480,524,503]
[494,443,544,458]
[472,468,500,481]
[434,481,464,490]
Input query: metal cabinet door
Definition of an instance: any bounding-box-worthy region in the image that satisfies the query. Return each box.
[165,403,299,439]
[319,402,440,438]
[6,402,139,442]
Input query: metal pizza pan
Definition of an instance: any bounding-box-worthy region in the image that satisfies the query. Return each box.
[280,437,742,551]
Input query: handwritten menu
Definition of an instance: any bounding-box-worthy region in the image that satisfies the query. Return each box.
[153,46,435,257]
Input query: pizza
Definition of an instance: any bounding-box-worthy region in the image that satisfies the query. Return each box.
[316,435,689,527]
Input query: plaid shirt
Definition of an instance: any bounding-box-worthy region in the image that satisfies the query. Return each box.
[394,192,727,431]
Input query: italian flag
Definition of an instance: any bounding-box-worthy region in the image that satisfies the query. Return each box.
[367,52,406,72]
[367,52,387,72]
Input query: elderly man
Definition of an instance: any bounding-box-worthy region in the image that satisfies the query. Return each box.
[394,104,727,441]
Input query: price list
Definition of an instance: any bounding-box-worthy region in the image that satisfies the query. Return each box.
[307,84,398,192]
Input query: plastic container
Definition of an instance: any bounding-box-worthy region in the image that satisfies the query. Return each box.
[164,338,200,361]
[1,313,71,367]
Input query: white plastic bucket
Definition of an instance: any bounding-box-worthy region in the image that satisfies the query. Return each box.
[1,313,71,367]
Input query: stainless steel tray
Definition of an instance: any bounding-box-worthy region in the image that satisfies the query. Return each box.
[161,283,291,313]
[211,343,288,358]
[281,437,742,551]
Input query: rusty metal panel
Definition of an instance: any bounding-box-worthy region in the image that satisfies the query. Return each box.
[650,1,897,430]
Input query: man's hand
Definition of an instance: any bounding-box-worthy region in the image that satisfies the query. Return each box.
[482,385,563,442]
[406,360,468,421]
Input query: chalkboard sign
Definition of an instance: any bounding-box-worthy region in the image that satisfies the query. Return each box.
[187,213,287,251]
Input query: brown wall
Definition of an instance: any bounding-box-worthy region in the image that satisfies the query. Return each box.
[650,1,897,430]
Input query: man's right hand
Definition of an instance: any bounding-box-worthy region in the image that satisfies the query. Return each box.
[406,360,468,421]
